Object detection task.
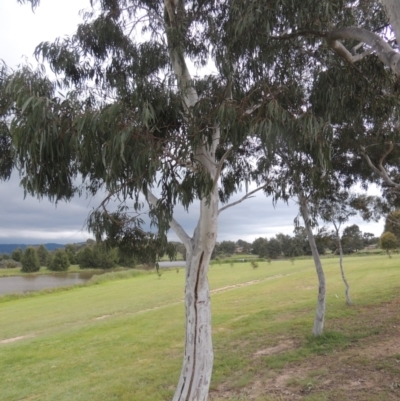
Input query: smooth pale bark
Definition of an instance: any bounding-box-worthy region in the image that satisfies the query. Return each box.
[327,27,400,75]
[333,223,352,306]
[298,193,326,336]
[337,237,352,305]
[147,181,218,401]
[381,0,400,47]
[161,2,218,397]
[172,188,218,401]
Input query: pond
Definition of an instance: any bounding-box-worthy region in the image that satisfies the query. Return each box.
[0,271,102,296]
[158,261,186,268]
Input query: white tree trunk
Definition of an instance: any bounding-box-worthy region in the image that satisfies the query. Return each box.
[381,0,400,46]
[163,3,221,397]
[172,188,218,401]
[299,193,326,336]
[337,236,352,306]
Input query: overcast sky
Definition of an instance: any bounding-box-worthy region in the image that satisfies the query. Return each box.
[0,0,384,245]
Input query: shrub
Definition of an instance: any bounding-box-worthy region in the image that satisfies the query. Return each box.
[48,250,70,271]
[0,260,20,269]
[21,247,40,273]
[250,260,258,269]
[1,253,10,260]
[11,248,23,262]
[36,245,49,267]
[64,244,77,264]
[77,247,93,268]
[6,261,19,268]
[77,244,118,269]
[380,231,398,258]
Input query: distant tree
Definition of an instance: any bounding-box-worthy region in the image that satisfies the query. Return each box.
[267,238,281,259]
[252,237,268,257]
[171,242,186,260]
[258,242,269,258]
[117,251,137,268]
[181,247,187,262]
[11,248,22,262]
[48,250,70,271]
[21,247,40,273]
[64,244,77,265]
[218,241,236,256]
[320,192,357,305]
[210,242,220,260]
[363,232,378,247]
[36,244,49,266]
[275,234,294,257]
[78,244,118,269]
[342,225,364,254]
[1,253,10,260]
[380,231,398,258]
[287,236,305,258]
[236,239,252,253]
[293,227,327,256]
[77,247,94,269]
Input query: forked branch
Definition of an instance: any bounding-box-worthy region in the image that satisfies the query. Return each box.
[361,142,400,190]
[271,26,400,75]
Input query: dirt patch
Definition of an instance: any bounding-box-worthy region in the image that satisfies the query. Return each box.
[94,314,112,320]
[210,297,400,400]
[210,273,298,295]
[0,334,35,344]
[211,280,262,294]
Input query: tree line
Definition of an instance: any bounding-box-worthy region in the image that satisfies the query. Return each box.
[0,239,174,272]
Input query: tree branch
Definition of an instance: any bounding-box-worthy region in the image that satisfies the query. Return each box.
[164,0,198,110]
[218,184,267,215]
[213,145,233,189]
[271,26,400,75]
[327,27,400,75]
[360,143,400,189]
[146,189,192,248]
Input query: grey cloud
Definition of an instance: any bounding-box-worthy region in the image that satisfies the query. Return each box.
[0,171,384,245]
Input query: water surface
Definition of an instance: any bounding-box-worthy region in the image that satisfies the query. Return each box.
[0,272,100,296]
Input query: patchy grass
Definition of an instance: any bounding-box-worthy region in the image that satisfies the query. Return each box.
[1,255,400,400]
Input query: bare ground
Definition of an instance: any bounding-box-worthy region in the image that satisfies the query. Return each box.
[210,297,400,401]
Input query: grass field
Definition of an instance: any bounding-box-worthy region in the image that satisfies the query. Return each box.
[1,255,399,400]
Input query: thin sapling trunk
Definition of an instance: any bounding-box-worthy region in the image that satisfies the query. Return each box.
[333,222,352,306]
[299,193,326,336]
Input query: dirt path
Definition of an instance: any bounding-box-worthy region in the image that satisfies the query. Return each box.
[0,334,35,344]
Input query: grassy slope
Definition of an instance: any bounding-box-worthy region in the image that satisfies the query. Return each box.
[0,255,399,401]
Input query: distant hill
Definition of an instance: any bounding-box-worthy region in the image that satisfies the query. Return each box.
[0,243,65,254]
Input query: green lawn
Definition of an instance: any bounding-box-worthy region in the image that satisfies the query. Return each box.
[0,255,399,401]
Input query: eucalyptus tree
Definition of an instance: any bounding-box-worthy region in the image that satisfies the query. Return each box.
[319,192,357,305]
[297,190,327,336]
[4,1,297,400]
[380,230,399,256]
[253,114,332,335]
[233,0,400,203]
